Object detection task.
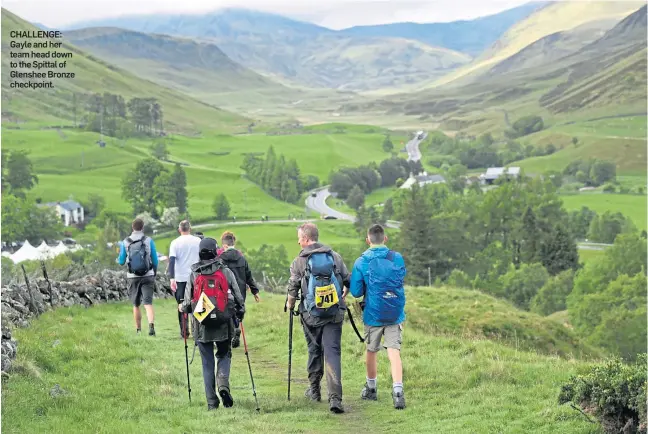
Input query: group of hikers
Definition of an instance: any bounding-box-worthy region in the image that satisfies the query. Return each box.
[117,217,407,414]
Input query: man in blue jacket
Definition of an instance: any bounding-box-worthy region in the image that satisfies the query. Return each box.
[117,218,159,336]
[350,224,407,410]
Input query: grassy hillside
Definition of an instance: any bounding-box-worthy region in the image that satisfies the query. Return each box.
[0,124,396,219]
[2,291,604,433]
[1,9,247,133]
[62,8,471,92]
[423,1,644,89]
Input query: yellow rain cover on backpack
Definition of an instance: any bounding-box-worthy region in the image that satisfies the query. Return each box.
[193,292,216,323]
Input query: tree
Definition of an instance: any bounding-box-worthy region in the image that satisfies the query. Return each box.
[588,211,635,243]
[151,142,169,161]
[572,137,579,146]
[382,198,394,221]
[3,150,39,198]
[303,175,320,191]
[568,207,596,240]
[121,158,166,217]
[495,263,550,310]
[153,171,176,216]
[213,194,230,220]
[84,194,106,218]
[397,184,434,286]
[530,270,574,316]
[91,221,121,266]
[382,135,394,153]
[161,207,180,228]
[589,160,616,186]
[1,195,63,244]
[171,163,188,213]
[346,185,365,210]
[540,223,579,275]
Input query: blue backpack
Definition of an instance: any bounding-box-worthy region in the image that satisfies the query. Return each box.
[304,252,343,318]
[366,251,406,324]
[126,236,152,276]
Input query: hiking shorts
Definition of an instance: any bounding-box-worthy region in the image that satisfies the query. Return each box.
[365,323,403,352]
[128,276,156,306]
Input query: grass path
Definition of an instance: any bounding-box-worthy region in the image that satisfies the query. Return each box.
[2,295,602,433]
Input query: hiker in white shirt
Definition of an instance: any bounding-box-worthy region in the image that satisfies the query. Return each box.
[167,220,201,338]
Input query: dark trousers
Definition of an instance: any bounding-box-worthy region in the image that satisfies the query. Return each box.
[175,282,187,335]
[197,340,232,406]
[302,319,343,400]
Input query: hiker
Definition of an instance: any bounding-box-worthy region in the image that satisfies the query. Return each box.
[168,220,201,338]
[349,224,407,410]
[179,237,245,411]
[195,232,205,240]
[285,222,350,414]
[117,218,159,336]
[218,231,261,348]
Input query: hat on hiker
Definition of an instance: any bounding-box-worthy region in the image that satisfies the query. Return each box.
[199,237,219,260]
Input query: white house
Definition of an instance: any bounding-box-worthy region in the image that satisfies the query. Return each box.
[479,167,521,185]
[400,172,446,189]
[42,200,85,226]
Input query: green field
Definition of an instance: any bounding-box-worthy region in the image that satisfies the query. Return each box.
[577,248,605,265]
[2,125,397,220]
[2,290,604,434]
[560,193,647,231]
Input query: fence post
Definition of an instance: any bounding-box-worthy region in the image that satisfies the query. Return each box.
[21,264,36,313]
[428,267,432,287]
[41,260,56,305]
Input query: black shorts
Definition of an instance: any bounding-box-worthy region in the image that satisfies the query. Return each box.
[128,276,156,306]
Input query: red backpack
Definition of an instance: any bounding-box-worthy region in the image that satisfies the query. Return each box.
[191,266,233,326]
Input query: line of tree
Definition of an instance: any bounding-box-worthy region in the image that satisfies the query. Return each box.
[121,158,188,218]
[241,146,319,204]
[562,158,616,187]
[425,131,557,170]
[329,156,423,200]
[72,92,165,138]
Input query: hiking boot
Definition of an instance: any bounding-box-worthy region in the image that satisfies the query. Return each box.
[219,387,234,408]
[304,386,321,402]
[361,383,377,401]
[148,324,156,336]
[232,328,241,348]
[207,401,219,411]
[136,328,141,335]
[329,397,345,414]
[392,391,406,410]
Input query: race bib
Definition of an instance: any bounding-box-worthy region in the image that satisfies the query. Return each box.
[315,284,339,309]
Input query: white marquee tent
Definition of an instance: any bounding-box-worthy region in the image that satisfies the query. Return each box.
[7,240,84,264]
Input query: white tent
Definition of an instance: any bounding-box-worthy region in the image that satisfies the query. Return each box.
[10,240,42,264]
[1,251,12,258]
[37,241,56,260]
[52,242,70,256]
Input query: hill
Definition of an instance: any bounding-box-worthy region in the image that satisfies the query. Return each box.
[2,290,603,433]
[420,1,644,89]
[338,1,545,56]
[62,8,472,92]
[1,9,247,133]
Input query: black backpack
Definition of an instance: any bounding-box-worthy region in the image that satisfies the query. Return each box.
[126,236,152,276]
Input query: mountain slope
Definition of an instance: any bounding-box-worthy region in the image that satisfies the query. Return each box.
[63,8,472,91]
[338,1,546,56]
[1,9,247,132]
[423,1,645,89]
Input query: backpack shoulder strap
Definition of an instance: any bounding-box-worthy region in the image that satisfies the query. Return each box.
[386,250,395,262]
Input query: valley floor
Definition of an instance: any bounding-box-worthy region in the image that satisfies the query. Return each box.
[2,295,602,434]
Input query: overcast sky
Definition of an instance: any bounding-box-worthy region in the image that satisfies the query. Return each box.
[3,0,534,29]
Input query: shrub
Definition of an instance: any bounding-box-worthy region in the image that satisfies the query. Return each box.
[558,354,647,434]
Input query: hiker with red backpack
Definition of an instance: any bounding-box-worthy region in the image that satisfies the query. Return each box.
[350,224,407,410]
[285,222,351,414]
[178,237,245,411]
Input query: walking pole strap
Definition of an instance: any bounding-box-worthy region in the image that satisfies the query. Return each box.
[347,309,365,343]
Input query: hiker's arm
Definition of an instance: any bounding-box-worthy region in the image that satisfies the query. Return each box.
[167,241,176,278]
[149,239,159,274]
[117,243,126,265]
[349,259,366,298]
[224,268,245,309]
[180,272,194,313]
[245,260,260,295]
[286,258,302,309]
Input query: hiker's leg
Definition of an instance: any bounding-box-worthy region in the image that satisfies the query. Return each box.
[366,350,378,379]
[128,278,142,330]
[364,325,383,379]
[384,324,404,399]
[141,276,156,325]
[322,320,343,401]
[175,282,186,335]
[215,340,232,391]
[198,341,218,406]
[303,320,324,388]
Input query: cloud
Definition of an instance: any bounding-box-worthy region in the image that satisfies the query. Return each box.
[3,0,531,29]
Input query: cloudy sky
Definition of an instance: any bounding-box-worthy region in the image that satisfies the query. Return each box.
[3,0,534,29]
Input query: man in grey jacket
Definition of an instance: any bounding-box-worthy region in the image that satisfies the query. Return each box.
[285,222,350,414]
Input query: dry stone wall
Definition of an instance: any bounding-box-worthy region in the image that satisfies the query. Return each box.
[1,270,172,374]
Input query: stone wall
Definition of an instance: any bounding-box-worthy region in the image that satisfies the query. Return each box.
[1,270,172,375]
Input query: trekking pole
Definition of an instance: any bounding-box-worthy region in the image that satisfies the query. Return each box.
[182,313,192,403]
[287,306,294,401]
[239,322,260,412]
